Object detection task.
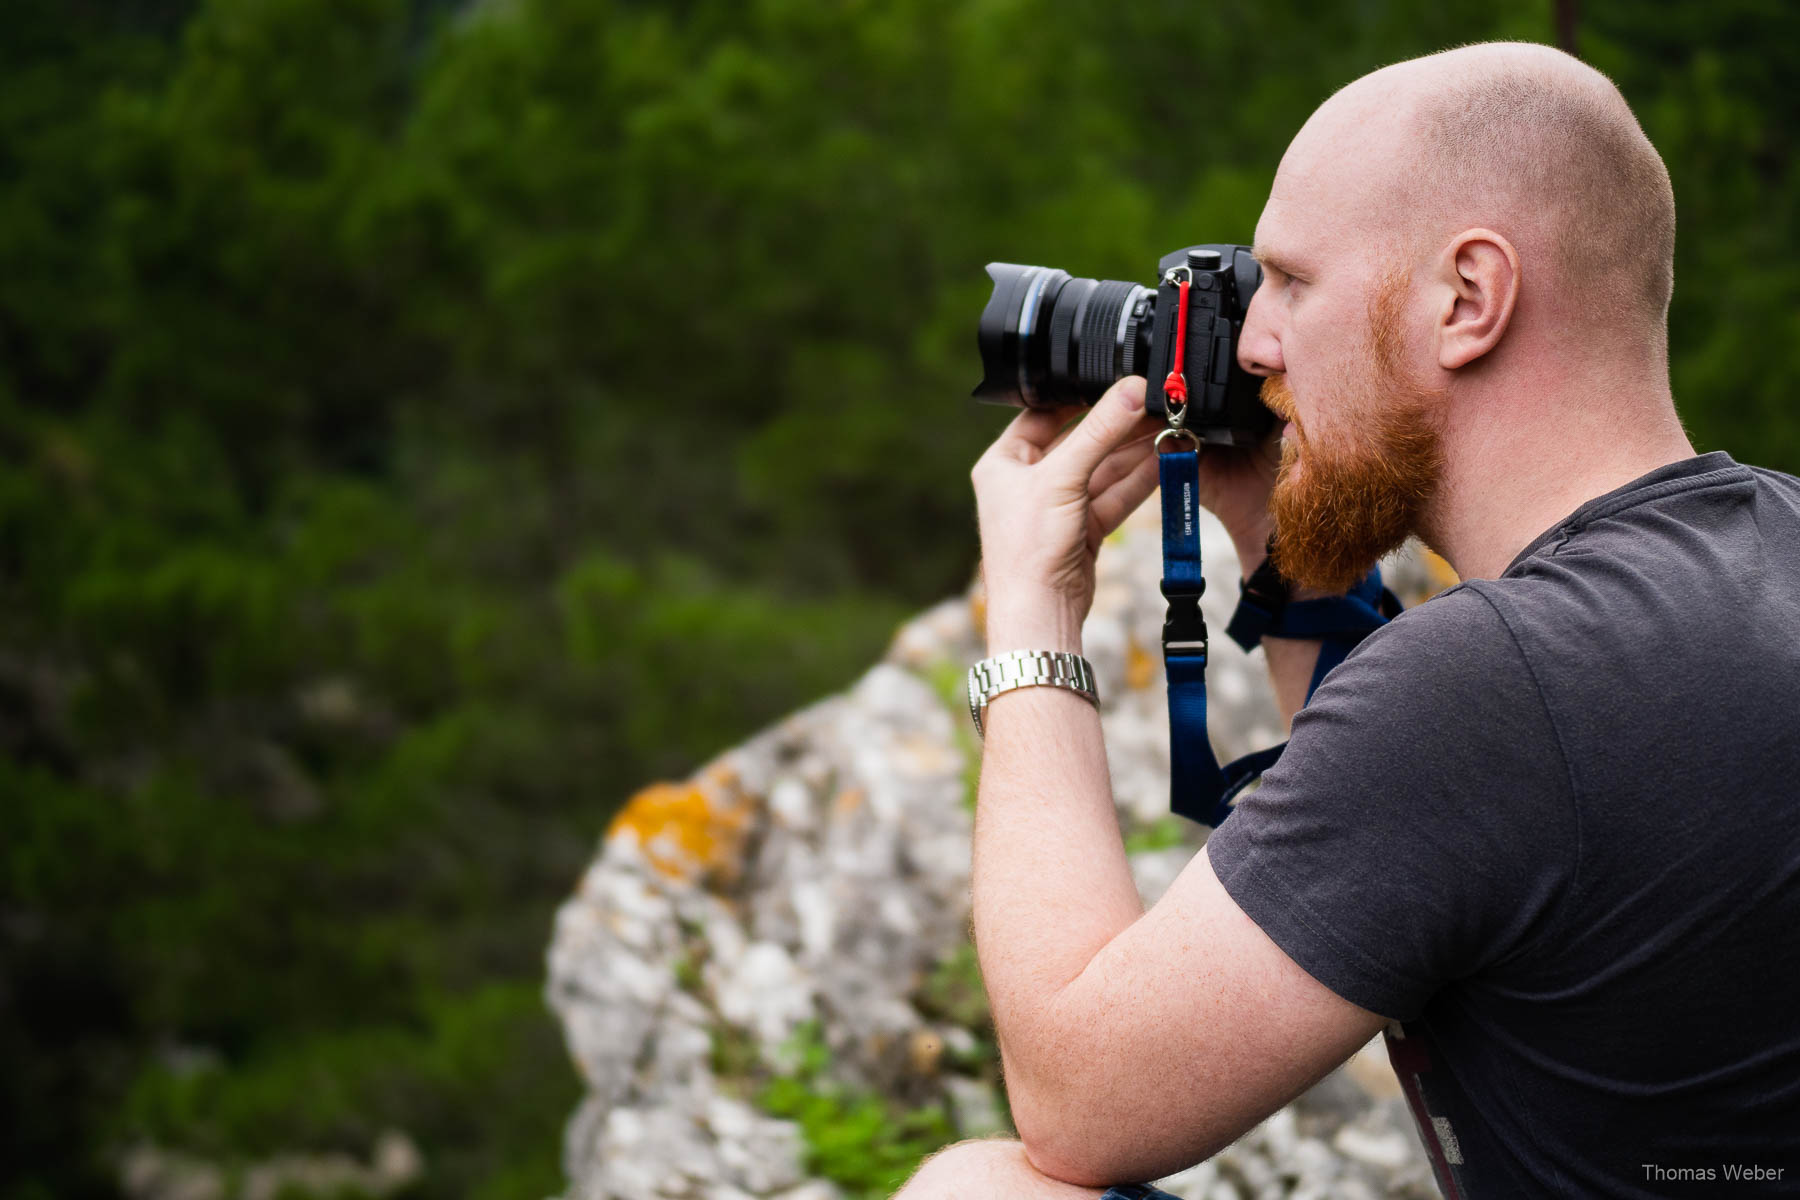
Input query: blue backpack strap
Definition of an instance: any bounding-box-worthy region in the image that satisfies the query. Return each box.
[1276,571,1402,693]
[1158,447,1402,827]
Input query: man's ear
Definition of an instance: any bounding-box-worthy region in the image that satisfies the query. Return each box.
[1435,229,1520,370]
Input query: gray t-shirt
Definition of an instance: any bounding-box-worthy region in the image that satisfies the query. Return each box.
[1206,452,1800,1197]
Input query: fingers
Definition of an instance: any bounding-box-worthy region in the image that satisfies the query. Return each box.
[993,402,1088,463]
[1044,376,1151,477]
[1089,445,1163,540]
[1086,428,1159,499]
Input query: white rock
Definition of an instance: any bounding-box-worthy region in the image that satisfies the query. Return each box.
[702,901,749,973]
[546,504,1443,1199]
[1333,1121,1416,1171]
[1296,1135,1341,1175]
[790,876,836,959]
[596,1105,717,1197]
[701,1186,757,1200]
[770,1183,843,1200]
[1154,1158,1218,1194]
[939,1025,977,1057]
[944,1075,1007,1138]
[769,775,816,831]
[708,1097,805,1193]
[715,940,816,1057]
[1129,845,1196,907]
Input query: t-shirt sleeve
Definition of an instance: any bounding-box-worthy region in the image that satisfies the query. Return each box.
[1204,584,1579,1021]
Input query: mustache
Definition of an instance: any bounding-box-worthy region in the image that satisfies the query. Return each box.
[1260,375,1292,417]
[1260,375,1298,435]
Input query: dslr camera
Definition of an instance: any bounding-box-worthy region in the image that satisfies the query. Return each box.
[973,244,1275,445]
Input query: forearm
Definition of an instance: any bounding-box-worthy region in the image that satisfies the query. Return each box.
[971,602,1146,1119]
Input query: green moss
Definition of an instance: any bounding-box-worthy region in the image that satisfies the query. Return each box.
[917,943,991,1033]
[757,1023,955,1200]
[924,658,969,718]
[710,1023,762,1087]
[1123,815,1189,855]
[672,952,704,995]
[915,943,1007,1130]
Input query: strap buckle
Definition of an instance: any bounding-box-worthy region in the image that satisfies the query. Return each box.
[1160,586,1209,659]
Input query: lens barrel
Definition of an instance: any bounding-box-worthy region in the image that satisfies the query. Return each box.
[973,264,1153,410]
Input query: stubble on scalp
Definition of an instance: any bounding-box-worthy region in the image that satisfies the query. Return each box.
[1397,43,1676,333]
[1265,269,1446,595]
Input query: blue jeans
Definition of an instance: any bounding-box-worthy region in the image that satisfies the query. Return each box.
[1098,1187,1182,1200]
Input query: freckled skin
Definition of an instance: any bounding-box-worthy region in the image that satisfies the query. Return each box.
[1235,43,1691,588]
[927,42,1700,1200]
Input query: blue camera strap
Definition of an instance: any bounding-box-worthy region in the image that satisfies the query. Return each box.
[1156,446,1400,827]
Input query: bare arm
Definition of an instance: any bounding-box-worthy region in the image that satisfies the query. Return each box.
[968,380,1165,1123]
[970,659,1383,1185]
[968,380,1381,1185]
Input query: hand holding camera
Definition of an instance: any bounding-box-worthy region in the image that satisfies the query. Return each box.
[970,376,1164,655]
[972,244,1288,577]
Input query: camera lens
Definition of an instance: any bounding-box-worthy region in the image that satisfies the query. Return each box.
[974,263,1153,410]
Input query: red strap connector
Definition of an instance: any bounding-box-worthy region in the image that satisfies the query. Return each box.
[1163,275,1192,408]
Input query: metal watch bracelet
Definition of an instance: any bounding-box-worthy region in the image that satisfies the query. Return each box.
[965,649,1099,739]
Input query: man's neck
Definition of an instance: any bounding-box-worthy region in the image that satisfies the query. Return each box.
[1420,371,1696,581]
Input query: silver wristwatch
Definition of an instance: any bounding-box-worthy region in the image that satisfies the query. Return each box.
[965,649,1099,738]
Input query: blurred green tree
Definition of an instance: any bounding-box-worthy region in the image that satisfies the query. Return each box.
[2,0,1796,1196]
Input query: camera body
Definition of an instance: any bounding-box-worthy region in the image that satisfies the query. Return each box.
[973,243,1275,446]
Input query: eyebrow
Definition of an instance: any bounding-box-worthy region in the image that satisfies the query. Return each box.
[1251,244,1307,278]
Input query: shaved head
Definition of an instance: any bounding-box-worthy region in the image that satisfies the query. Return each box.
[1288,42,1675,334]
[1240,43,1695,587]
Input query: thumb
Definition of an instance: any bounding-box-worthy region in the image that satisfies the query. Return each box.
[1044,376,1150,479]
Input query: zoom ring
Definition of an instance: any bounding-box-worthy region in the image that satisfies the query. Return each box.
[1077,280,1141,389]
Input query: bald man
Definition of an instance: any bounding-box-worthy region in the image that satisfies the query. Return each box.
[904,42,1800,1199]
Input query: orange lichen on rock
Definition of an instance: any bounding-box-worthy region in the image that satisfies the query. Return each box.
[832,788,866,819]
[607,770,755,885]
[1125,635,1155,690]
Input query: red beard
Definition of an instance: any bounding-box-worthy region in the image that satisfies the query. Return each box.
[1261,271,1446,595]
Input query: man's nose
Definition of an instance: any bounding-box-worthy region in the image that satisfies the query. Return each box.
[1237,285,1284,376]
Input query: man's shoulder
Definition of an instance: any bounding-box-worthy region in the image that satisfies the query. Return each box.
[1347,560,1667,731]
[1740,457,1800,485]
[1325,581,1525,699]
[1291,580,1557,778]
[1746,461,1800,507]
[1380,579,1508,639]
[1212,569,1580,1024]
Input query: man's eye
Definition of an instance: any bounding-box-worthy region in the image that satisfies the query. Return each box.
[1262,266,1303,293]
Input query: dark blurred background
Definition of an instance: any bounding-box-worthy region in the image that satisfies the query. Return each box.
[2,1,1795,1196]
